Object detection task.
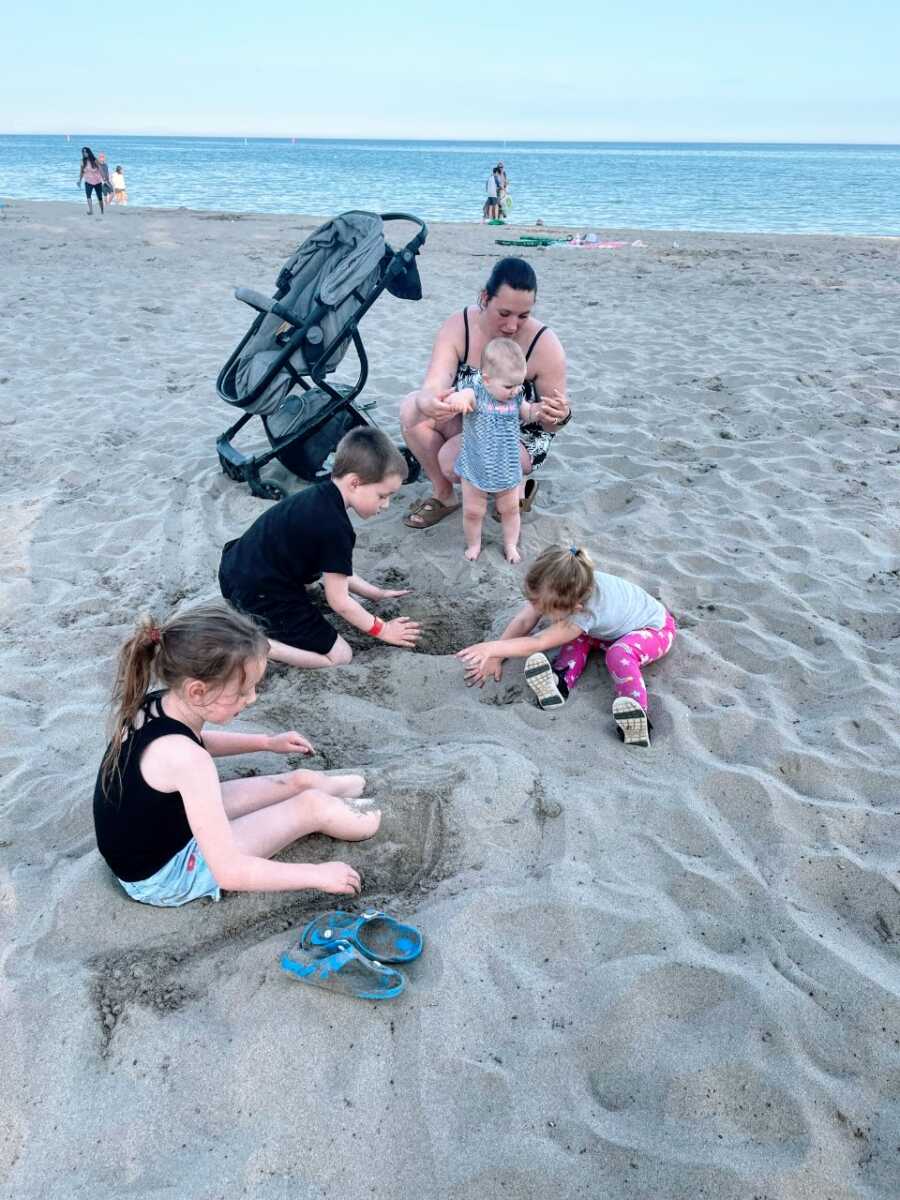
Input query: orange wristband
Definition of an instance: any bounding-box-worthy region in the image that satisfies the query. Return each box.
[368,615,385,638]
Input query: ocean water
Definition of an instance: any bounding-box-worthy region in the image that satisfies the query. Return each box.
[1,134,898,236]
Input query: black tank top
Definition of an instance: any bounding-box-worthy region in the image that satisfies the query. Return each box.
[457,307,548,401]
[93,692,204,882]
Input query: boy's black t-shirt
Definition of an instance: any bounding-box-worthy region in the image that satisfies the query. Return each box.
[220,480,355,603]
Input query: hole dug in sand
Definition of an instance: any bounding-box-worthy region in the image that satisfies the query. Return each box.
[90,770,458,1053]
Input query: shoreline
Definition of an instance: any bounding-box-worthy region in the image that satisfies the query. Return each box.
[4,196,900,242]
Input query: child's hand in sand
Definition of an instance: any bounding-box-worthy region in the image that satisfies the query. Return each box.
[379,616,422,648]
[462,655,504,687]
[456,641,501,677]
[267,730,315,755]
[312,861,362,895]
[376,586,413,600]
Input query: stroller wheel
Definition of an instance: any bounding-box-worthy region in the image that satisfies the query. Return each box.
[399,446,421,486]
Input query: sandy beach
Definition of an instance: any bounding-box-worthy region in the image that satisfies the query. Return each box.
[1,199,899,1199]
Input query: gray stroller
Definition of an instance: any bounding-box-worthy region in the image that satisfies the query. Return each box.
[216,210,426,499]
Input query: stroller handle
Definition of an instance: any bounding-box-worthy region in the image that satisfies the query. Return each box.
[380,212,427,249]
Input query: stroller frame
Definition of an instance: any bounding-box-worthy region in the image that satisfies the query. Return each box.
[216,211,427,500]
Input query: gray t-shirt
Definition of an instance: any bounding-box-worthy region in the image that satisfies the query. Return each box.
[570,571,666,641]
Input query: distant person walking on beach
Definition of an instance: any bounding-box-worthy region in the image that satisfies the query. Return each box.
[111,165,127,205]
[97,153,113,203]
[77,147,105,215]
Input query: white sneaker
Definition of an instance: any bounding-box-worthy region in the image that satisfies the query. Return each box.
[612,697,650,747]
[524,653,567,709]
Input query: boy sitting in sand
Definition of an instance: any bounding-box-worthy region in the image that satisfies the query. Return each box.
[447,338,544,564]
[219,428,420,668]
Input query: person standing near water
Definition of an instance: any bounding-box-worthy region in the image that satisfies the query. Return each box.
[97,153,113,204]
[77,147,105,215]
[483,166,499,221]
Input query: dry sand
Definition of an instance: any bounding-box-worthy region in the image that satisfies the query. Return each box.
[1,199,899,1199]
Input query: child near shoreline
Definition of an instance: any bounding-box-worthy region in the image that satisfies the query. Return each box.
[448,338,544,564]
[93,602,376,906]
[219,428,420,668]
[111,165,127,205]
[456,545,676,746]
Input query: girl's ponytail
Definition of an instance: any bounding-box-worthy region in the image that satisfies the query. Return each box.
[98,601,267,797]
[99,616,162,794]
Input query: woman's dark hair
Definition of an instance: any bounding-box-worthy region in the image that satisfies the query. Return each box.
[81,147,97,168]
[484,257,537,300]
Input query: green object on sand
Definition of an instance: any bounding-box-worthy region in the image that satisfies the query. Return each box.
[495,235,571,247]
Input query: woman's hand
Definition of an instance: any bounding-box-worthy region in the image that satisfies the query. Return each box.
[424,387,463,424]
[539,388,570,425]
[267,730,315,755]
[463,655,504,688]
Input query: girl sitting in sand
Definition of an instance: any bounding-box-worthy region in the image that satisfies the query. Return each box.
[447,337,545,563]
[456,545,676,746]
[93,601,376,906]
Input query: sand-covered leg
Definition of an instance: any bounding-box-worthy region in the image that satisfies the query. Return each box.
[495,485,521,563]
[461,479,488,560]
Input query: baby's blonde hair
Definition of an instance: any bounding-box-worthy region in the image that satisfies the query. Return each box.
[481,337,526,380]
[525,545,595,613]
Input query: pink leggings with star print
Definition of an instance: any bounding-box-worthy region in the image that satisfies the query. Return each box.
[552,611,676,712]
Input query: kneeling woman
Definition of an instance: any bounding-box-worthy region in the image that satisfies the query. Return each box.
[400,257,571,528]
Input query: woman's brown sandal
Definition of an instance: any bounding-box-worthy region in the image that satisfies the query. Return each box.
[492,478,539,522]
[403,496,462,529]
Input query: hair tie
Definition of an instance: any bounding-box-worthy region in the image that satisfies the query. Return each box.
[148,626,161,645]
[569,546,579,557]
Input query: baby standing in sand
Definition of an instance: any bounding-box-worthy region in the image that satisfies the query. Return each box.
[448,338,544,563]
[458,545,676,746]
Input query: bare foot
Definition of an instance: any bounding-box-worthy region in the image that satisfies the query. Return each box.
[322,773,366,799]
[314,791,382,841]
[465,544,481,561]
[505,545,522,564]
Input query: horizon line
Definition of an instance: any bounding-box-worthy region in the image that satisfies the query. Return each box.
[2,130,899,148]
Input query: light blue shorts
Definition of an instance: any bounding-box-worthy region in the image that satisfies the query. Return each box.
[118,839,221,907]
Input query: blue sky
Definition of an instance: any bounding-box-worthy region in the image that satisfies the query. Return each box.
[4,0,898,141]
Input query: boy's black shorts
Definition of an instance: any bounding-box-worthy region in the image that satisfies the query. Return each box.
[219,557,338,656]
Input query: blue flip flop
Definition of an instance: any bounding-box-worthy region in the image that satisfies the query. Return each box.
[299,909,424,965]
[280,939,406,1001]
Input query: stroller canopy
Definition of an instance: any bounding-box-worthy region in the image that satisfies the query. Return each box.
[230,211,421,414]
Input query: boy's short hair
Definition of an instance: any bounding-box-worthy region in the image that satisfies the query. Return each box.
[482,337,527,379]
[332,426,407,484]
